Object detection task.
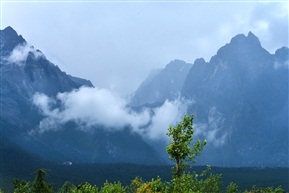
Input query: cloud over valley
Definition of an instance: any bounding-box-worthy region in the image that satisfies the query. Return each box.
[31,87,189,140]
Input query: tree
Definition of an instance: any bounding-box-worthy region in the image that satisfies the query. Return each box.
[76,182,98,193]
[58,181,76,193]
[13,179,31,193]
[31,168,52,193]
[166,114,206,178]
[226,182,240,193]
[100,181,125,193]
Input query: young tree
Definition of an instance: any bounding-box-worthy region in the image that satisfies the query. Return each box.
[166,114,206,178]
[58,181,76,193]
[13,179,31,193]
[31,168,52,193]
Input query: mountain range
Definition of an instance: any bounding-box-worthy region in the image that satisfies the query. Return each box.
[131,32,288,167]
[0,26,164,165]
[0,26,288,167]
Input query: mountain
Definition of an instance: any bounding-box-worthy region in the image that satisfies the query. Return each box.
[0,26,164,165]
[2,26,288,167]
[132,32,288,167]
[131,59,192,106]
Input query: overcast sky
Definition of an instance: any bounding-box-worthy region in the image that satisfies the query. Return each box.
[1,0,288,94]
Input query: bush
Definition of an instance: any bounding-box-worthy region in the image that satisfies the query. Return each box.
[226,182,240,193]
[13,179,31,193]
[75,182,98,193]
[99,181,125,193]
[244,185,286,193]
[58,181,76,193]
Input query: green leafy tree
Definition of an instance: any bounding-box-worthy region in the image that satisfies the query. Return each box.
[76,182,98,193]
[31,168,52,193]
[170,166,222,193]
[58,181,76,193]
[244,185,286,193]
[100,181,125,193]
[226,182,240,193]
[166,114,206,177]
[201,173,222,193]
[13,179,31,193]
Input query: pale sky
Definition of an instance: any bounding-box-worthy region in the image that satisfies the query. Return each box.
[1,0,288,94]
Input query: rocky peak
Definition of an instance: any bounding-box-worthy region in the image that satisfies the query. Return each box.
[228,31,261,47]
[1,26,94,98]
[131,59,192,106]
[213,31,269,65]
[165,59,188,70]
[192,58,207,69]
[0,26,26,54]
[275,46,289,62]
[247,31,261,46]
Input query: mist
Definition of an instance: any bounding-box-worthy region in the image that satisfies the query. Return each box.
[31,86,189,140]
[4,43,44,65]
[32,87,228,146]
[194,107,228,147]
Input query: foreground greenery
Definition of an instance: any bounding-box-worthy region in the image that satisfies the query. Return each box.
[1,115,287,192]
[6,166,286,193]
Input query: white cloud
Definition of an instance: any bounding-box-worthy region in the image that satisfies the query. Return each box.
[3,2,287,94]
[5,43,44,65]
[32,88,227,147]
[32,88,228,147]
[145,99,189,140]
[31,87,189,140]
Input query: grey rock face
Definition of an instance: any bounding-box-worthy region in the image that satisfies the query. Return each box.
[131,59,192,106]
[133,32,288,167]
[0,26,164,165]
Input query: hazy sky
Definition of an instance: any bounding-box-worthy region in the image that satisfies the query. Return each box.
[1,0,288,94]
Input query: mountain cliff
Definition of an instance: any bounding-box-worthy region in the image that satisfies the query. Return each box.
[132,32,288,167]
[2,26,287,167]
[0,26,164,165]
[131,59,192,106]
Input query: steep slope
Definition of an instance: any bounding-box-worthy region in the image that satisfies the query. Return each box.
[181,32,288,167]
[0,26,164,165]
[0,26,93,136]
[132,32,288,167]
[131,59,192,106]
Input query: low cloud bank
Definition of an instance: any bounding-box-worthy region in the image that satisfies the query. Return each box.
[32,87,227,146]
[31,87,189,140]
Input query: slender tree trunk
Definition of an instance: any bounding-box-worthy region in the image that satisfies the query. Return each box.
[176,157,181,178]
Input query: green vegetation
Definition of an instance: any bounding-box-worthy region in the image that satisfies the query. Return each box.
[1,114,288,193]
[166,114,206,178]
[4,166,286,193]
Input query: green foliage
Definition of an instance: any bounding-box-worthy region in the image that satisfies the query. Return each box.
[135,176,167,193]
[8,167,288,193]
[12,179,31,193]
[12,169,53,193]
[6,114,287,193]
[75,182,98,193]
[244,185,286,193]
[226,182,240,193]
[99,181,125,193]
[169,166,222,193]
[202,173,223,193]
[58,181,76,193]
[166,114,206,177]
[31,168,52,193]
